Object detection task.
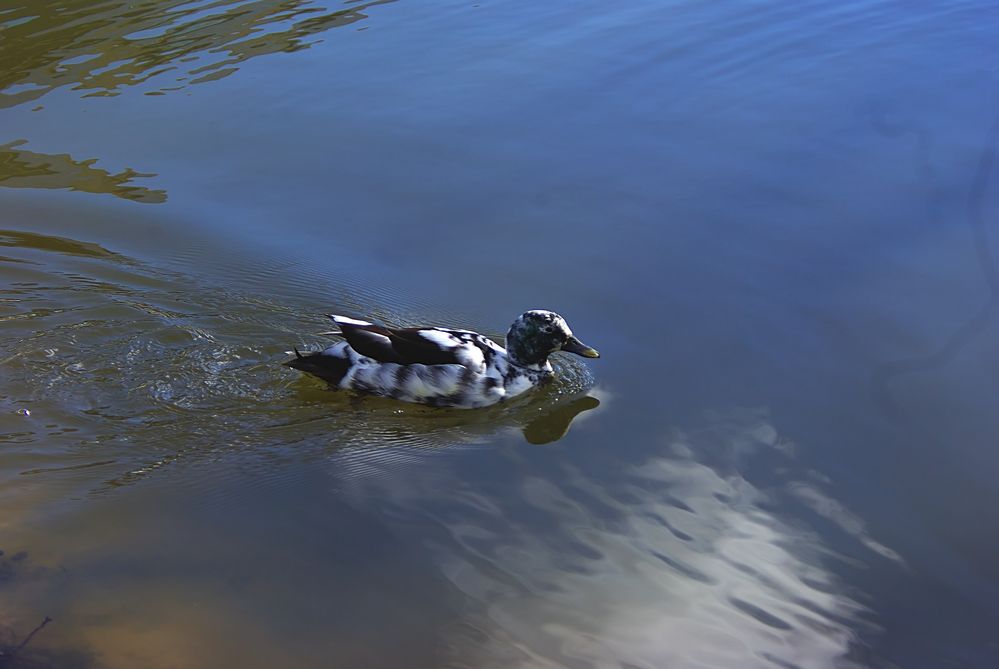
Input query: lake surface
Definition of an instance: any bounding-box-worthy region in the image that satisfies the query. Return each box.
[2,1,999,667]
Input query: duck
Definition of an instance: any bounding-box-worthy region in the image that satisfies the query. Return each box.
[285,310,599,408]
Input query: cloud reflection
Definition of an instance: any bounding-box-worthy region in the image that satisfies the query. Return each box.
[342,409,896,668]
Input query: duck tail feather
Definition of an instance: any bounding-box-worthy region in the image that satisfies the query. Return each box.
[284,348,350,385]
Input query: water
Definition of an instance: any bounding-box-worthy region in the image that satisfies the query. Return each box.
[2,1,998,666]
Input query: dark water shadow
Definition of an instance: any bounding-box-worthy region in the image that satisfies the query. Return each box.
[0,228,128,260]
[95,386,603,494]
[870,112,999,416]
[521,394,600,444]
[284,379,603,445]
[0,140,166,203]
[0,0,395,108]
[0,551,93,669]
[0,617,90,669]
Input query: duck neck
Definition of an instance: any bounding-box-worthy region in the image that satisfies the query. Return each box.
[503,334,531,365]
[508,356,550,373]
[505,340,550,371]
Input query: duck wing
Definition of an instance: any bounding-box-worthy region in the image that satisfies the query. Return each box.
[329,315,483,368]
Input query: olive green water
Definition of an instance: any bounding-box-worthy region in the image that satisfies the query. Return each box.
[3,1,999,667]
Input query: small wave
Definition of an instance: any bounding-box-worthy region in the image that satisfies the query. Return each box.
[1,229,604,502]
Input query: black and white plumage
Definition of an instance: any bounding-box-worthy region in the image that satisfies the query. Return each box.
[285,310,600,408]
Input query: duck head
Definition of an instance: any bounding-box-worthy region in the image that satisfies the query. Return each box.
[506,310,600,368]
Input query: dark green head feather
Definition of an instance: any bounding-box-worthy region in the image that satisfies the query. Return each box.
[506,310,599,368]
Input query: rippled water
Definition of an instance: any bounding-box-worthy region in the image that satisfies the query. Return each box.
[2,1,999,667]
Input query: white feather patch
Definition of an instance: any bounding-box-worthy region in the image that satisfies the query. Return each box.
[366,331,393,346]
[321,342,351,357]
[399,364,463,398]
[505,373,536,397]
[331,315,372,326]
[454,345,485,372]
[404,368,432,397]
[417,329,460,348]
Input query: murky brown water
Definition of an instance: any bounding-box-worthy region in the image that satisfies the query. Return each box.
[3,1,999,667]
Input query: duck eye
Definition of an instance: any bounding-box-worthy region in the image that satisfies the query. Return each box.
[541,325,553,334]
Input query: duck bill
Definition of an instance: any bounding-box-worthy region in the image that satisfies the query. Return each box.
[561,336,600,359]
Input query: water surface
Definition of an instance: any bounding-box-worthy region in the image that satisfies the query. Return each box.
[2,1,999,667]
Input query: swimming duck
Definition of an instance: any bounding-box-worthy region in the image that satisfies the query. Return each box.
[285,310,599,408]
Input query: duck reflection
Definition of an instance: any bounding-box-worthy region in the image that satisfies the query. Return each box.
[0,0,394,108]
[284,382,604,450]
[0,140,166,203]
[102,390,602,491]
[521,394,600,444]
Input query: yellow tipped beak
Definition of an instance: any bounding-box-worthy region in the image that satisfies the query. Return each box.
[562,336,601,359]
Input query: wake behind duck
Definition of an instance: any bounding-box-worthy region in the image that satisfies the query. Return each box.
[286,310,599,408]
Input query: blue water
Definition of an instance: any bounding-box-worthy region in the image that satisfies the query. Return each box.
[2,1,999,667]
